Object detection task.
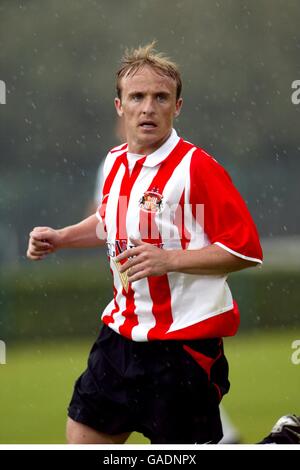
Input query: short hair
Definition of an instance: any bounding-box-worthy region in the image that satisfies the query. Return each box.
[116,41,182,100]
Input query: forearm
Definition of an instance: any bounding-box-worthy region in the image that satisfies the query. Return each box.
[58,214,106,249]
[167,244,257,275]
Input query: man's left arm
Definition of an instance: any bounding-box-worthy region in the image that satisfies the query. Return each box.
[117,239,257,283]
[118,150,263,283]
[166,242,257,275]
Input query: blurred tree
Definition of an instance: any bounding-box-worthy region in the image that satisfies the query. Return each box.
[0,0,299,259]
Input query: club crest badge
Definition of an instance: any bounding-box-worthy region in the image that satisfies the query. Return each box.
[139,187,164,213]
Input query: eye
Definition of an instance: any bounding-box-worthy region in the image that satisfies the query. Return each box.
[131,93,143,101]
[157,94,166,102]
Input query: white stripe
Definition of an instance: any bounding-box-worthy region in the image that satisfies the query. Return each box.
[99,138,262,341]
[184,148,209,250]
[95,210,102,222]
[155,148,196,249]
[126,166,160,339]
[94,160,105,205]
[167,272,233,333]
[103,149,126,180]
[101,164,126,331]
[166,149,233,332]
[130,279,156,341]
[129,149,198,339]
[214,242,263,264]
[95,150,125,207]
[105,164,125,242]
[111,142,127,152]
[126,166,159,240]
[102,257,127,333]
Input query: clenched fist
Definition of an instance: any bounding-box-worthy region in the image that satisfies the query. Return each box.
[27,226,62,260]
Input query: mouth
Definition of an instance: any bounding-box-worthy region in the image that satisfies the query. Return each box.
[139,121,157,129]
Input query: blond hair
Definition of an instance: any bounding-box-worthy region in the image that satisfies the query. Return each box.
[116,41,182,100]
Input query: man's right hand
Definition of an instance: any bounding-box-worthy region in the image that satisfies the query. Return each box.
[27,226,62,261]
[26,214,105,261]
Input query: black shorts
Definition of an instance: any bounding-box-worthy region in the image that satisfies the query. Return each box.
[68,325,230,444]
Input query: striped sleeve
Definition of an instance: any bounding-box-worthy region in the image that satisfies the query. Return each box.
[189,150,263,263]
[95,152,110,223]
[95,144,127,224]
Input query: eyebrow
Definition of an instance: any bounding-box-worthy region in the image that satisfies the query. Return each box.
[128,91,171,97]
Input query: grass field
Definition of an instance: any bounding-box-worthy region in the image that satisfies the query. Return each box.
[0,328,299,444]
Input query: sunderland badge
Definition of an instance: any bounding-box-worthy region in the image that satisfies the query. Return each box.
[139,187,164,213]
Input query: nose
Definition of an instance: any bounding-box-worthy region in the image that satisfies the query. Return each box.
[142,97,155,115]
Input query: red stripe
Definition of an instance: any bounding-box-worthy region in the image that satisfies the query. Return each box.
[102,267,119,325]
[173,189,191,249]
[97,156,126,325]
[101,154,144,328]
[213,383,222,402]
[162,301,240,340]
[140,139,194,340]
[181,339,226,402]
[139,205,161,242]
[97,152,126,226]
[101,152,126,199]
[120,140,193,339]
[117,156,147,339]
[110,143,128,153]
[183,345,217,380]
[140,139,192,245]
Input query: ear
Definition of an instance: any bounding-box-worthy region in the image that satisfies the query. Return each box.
[114,97,123,117]
[174,97,183,118]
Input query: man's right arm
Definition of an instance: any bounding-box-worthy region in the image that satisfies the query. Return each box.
[27,214,106,261]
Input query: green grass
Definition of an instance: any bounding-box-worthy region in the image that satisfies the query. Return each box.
[222,328,300,443]
[0,329,299,444]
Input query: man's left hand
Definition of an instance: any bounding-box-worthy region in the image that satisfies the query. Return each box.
[116,237,172,282]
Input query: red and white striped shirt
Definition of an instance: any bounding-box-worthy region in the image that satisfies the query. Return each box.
[96,129,263,342]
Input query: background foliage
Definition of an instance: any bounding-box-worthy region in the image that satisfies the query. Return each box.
[1,0,300,261]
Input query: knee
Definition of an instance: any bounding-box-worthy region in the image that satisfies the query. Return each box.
[66,417,129,444]
[66,417,83,444]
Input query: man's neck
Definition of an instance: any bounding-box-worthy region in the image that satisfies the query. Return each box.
[127,130,172,155]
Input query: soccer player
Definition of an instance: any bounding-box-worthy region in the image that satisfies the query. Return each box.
[27,42,263,444]
[90,125,242,445]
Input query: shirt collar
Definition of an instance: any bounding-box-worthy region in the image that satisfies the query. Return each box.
[128,128,180,168]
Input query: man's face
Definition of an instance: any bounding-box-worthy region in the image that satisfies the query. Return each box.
[115,66,183,154]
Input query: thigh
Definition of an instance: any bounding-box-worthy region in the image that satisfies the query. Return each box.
[68,326,136,437]
[139,339,225,443]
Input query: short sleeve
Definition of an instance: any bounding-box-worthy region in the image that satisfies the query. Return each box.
[189,150,263,263]
[95,207,103,223]
[94,160,105,205]
[94,146,126,226]
[95,154,109,223]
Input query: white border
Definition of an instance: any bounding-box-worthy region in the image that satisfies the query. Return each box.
[0,444,299,450]
[214,242,263,264]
